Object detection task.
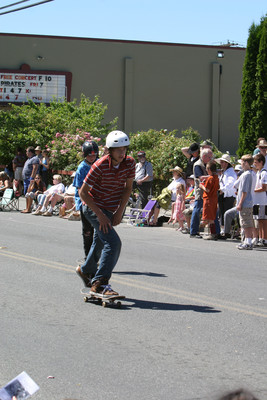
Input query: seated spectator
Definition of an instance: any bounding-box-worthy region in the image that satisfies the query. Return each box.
[0,171,12,196]
[219,206,238,239]
[32,174,65,216]
[148,166,185,226]
[59,172,76,218]
[21,174,46,213]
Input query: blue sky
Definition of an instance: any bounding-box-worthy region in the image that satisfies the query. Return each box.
[0,0,266,46]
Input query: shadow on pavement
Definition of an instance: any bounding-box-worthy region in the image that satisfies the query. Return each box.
[114,271,167,278]
[124,298,221,313]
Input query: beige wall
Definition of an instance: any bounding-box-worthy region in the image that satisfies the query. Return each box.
[0,33,246,153]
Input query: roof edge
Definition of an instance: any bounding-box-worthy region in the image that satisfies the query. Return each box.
[0,32,246,50]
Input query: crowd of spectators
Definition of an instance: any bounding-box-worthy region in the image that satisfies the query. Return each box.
[145,138,267,250]
[1,137,266,249]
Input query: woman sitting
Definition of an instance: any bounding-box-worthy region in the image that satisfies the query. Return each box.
[148,166,186,226]
[32,174,65,216]
[0,171,12,196]
[21,174,46,213]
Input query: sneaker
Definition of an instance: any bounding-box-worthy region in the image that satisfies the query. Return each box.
[190,234,202,239]
[204,234,217,241]
[252,238,258,247]
[257,239,265,247]
[181,228,189,234]
[43,211,53,217]
[237,243,253,250]
[101,284,119,297]
[90,280,118,297]
[217,233,231,240]
[32,209,43,215]
[76,265,92,287]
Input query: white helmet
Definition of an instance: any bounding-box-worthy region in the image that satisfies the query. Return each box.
[106,130,130,148]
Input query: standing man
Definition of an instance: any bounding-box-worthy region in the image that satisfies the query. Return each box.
[74,141,99,271]
[12,147,26,195]
[77,131,135,297]
[21,146,39,213]
[190,148,213,238]
[134,151,153,208]
[181,142,200,178]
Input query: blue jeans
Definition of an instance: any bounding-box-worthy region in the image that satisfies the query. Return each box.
[190,199,203,235]
[81,206,122,283]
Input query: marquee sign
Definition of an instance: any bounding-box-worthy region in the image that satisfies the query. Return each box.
[0,64,72,104]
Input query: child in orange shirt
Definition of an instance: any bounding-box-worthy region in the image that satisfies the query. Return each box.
[199,161,219,239]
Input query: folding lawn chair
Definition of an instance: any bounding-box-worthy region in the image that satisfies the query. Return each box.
[124,199,157,226]
[0,188,20,211]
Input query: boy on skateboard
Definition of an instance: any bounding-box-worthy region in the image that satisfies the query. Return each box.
[76,131,135,296]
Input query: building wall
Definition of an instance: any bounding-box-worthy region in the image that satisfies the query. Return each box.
[0,33,246,153]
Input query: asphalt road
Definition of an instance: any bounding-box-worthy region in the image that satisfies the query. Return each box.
[0,207,266,400]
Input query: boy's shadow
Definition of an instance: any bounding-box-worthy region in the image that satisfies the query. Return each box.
[123,298,221,313]
[114,271,167,278]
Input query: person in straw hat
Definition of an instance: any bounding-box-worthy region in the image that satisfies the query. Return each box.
[256,138,267,170]
[215,153,237,232]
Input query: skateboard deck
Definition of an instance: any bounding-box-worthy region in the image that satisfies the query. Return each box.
[80,287,125,308]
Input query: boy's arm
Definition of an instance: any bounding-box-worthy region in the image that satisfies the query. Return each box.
[113,177,134,226]
[236,191,247,211]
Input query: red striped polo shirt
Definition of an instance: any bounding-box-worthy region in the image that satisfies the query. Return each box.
[83,154,135,211]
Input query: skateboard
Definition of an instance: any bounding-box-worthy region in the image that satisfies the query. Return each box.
[80,287,125,308]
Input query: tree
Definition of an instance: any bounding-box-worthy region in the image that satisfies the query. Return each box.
[238,15,267,156]
[254,16,267,139]
[238,22,261,155]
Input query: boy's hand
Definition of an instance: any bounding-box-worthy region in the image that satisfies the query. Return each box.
[236,203,242,211]
[98,211,112,233]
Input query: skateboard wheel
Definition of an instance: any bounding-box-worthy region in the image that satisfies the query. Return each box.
[84,296,88,302]
[117,301,121,308]
[102,301,107,307]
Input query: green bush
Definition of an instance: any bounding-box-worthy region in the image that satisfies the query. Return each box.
[130,128,210,195]
[0,94,117,166]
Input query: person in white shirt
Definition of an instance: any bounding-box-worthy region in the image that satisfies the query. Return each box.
[215,154,237,231]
